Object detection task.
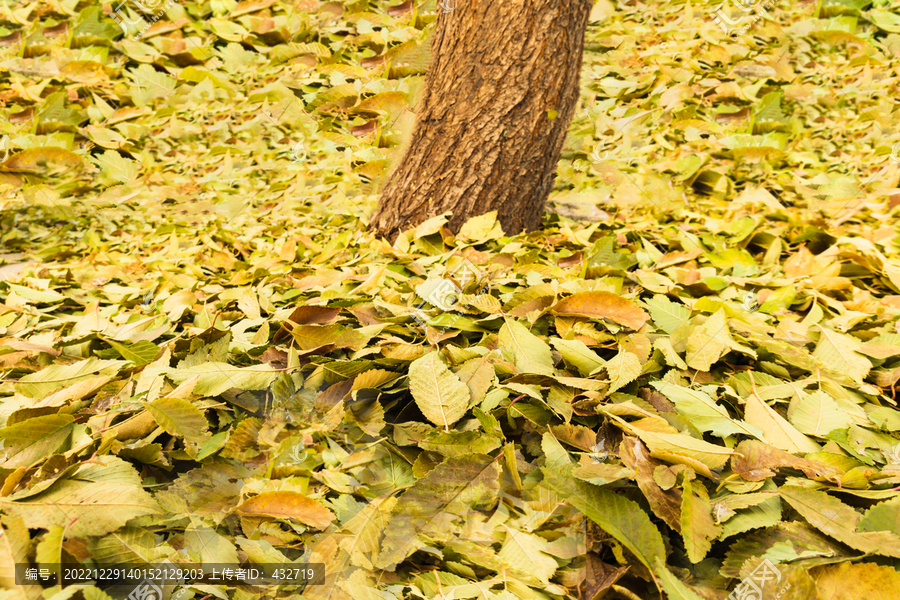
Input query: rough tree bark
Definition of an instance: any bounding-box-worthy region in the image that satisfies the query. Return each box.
[370,0,594,240]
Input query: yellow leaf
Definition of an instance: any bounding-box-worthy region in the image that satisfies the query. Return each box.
[458,210,499,240]
[744,393,820,454]
[611,415,734,471]
[0,147,84,174]
[408,352,469,430]
[813,327,871,384]
[604,350,642,393]
[814,562,900,600]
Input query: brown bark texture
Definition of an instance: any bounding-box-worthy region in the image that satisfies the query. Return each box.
[370,0,593,240]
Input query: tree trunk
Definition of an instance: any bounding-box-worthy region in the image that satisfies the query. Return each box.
[370,0,594,240]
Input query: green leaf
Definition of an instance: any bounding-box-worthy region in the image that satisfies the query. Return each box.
[0,414,74,468]
[543,464,666,571]
[145,397,210,445]
[104,339,160,366]
[718,484,782,541]
[337,495,397,569]
[858,496,900,538]
[611,414,734,472]
[685,310,730,371]
[868,9,900,33]
[89,527,173,566]
[408,352,470,430]
[820,0,871,18]
[653,558,706,600]
[652,381,762,439]
[236,537,298,567]
[418,429,501,458]
[196,431,229,461]
[542,431,573,472]
[645,294,692,334]
[743,391,821,454]
[551,338,605,376]
[604,350,641,393]
[779,486,900,557]
[165,362,278,397]
[35,525,64,581]
[14,358,125,398]
[813,327,871,384]
[0,456,161,538]
[185,523,240,566]
[3,283,66,303]
[751,90,790,134]
[375,454,501,570]
[94,150,139,184]
[498,525,557,585]
[128,64,177,106]
[499,318,555,376]
[0,514,42,600]
[787,390,854,437]
[680,478,721,563]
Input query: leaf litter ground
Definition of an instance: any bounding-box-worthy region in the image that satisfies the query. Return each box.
[2,1,900,600]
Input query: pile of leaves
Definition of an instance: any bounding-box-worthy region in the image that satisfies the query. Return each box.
[2,0,900,599]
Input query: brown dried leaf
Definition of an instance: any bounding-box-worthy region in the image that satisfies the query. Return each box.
[551,291,649,330]
[236,491,335,529]
[731,440,839,482]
